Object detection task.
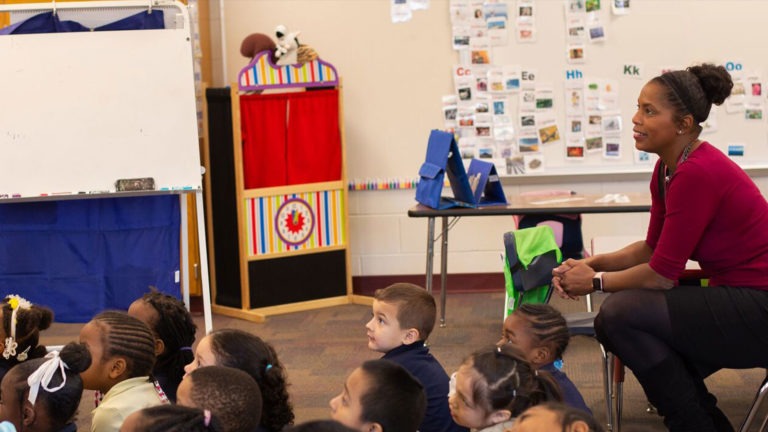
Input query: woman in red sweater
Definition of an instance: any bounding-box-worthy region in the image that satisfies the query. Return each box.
[552,63,768,432]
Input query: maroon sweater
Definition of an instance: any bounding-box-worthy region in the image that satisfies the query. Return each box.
[647,142,768,288]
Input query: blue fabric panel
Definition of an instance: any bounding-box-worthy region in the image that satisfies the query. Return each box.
[96,10,165,31]
[1,9,164,35]
[0,196,181,322]
[0,12,88,35]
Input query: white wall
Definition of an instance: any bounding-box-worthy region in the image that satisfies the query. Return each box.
[215,1,768,277]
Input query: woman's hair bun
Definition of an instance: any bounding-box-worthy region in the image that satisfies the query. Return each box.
[687,64,733,106]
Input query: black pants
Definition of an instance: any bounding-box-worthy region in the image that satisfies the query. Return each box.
[594,285,768,431]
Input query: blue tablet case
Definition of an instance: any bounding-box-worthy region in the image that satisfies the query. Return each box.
[467,158,508,206]
[415,130,475,209]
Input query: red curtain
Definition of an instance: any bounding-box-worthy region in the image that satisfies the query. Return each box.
[286,89,341,185]
[239,89,341,189]
[240,93,288,189]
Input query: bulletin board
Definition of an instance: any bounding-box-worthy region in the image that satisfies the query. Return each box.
[447,0,768,178]
[0,1,201,197]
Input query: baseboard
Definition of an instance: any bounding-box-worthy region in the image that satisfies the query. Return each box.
[190,273,505,312]
[352,273,505,297]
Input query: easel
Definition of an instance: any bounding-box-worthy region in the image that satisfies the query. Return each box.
[0,0,213,332]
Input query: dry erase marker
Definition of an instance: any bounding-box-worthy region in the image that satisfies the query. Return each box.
[51,192,71,195]
[89,190,110,194]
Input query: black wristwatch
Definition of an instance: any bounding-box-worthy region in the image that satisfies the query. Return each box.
[592,272,605,292]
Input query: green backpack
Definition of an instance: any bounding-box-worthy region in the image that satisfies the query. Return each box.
[502,225,562,318]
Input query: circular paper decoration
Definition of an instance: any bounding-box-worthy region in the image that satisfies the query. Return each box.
[275,198,315,246]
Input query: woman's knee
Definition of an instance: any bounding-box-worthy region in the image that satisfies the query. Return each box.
[595,289,669,342]
[595,290,650,342]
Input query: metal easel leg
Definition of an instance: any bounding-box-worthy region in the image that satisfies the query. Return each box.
[195,189,213,334]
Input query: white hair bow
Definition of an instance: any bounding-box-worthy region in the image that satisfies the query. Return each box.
[26,351,68,406]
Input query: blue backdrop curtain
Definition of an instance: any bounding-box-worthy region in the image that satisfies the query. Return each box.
[0,196,181,322]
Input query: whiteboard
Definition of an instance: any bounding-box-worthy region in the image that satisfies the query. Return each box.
[0,4,200,197]
[455,0,768,177]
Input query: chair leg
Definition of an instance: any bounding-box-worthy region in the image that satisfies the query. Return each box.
[602,346,614,431]
[739,375,768,432]
[613,355,625,432]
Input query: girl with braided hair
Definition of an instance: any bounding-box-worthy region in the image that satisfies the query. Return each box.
[128,288,196,402]
[499,304,590,413]
[0,295,53,383]
[448,345,561,432]
[79,311,166,432]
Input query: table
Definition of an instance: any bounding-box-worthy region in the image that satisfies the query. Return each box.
[407,192,652,326]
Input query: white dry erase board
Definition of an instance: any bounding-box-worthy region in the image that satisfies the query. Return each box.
[453,0,768,178]
[0,1,200,197]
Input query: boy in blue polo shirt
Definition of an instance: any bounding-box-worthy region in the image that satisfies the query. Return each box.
[365,283,468,432]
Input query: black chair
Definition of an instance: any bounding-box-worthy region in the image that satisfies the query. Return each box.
[740,372,768,432]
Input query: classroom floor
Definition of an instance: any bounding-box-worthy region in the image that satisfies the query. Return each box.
[44,291,764,432]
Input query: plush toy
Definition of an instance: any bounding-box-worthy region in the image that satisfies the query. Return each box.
[274,24,301,66]
[240,32,277,63]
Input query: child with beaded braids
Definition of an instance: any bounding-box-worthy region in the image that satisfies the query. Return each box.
[498,304,591,413]
[448,345,561,432]
[185,329,294,432]
[79,311,166,432]
[127,288,197,402]
[0,295,54,383]
[0,341,91,432]
[120,405,224,432]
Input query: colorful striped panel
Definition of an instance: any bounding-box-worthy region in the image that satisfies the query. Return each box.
[245,189,346,256]
[238,51,339,91]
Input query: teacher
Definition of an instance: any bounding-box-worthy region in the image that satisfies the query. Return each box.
[552,64,768,432]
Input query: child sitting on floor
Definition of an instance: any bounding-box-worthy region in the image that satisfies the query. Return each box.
[176,365,263,432]
[449,345,561,432]
[120,405,224,432]
[79,311,166,432]
[330,359,427,432]
[366,283,468,432]
[127,288,197,402]
[498,304,591,413]
[185,329,294,432]
[0,295,54,383]
[0,342,91,432]
[509,402,605,432]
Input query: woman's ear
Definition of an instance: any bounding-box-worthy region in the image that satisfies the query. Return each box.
[154,338,165,357]
[678,114,695,134]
